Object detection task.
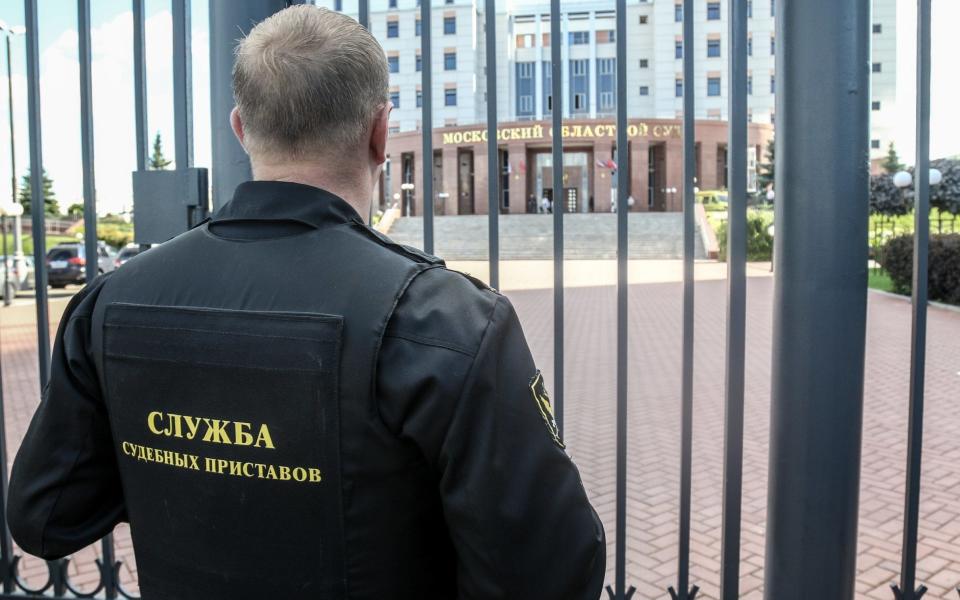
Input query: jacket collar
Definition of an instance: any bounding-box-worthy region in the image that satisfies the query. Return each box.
[211,181,364,229]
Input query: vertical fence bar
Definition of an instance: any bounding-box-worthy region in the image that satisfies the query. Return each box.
[669,0,697,598]
[763,0,870,598]
[78,0,98,286]
[0,328,14,592]
[172,0,193,170]
[133,0,148,172]
[720,0,747,598]
[100,534,118,599]
[24,0,49,385]
[420,0,433,254]
[606,0,633,599]
[549,1,564,436]
[893,2,931,599]
[485,0,498,289]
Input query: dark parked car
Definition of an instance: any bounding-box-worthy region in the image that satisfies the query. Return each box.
[114,244,141,268]
[46,243,116,288]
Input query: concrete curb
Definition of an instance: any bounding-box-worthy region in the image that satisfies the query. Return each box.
[868,287,960,314]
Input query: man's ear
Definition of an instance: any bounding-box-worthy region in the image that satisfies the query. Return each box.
[230,107,245,147]
[369,102,392,165]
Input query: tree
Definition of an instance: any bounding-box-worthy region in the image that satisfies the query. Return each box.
[930,158,960,217]
[756,138,775,199]
[67,203,85,218]
[18,168,61,216]
[150,131,172,170]
[881,142,904,175]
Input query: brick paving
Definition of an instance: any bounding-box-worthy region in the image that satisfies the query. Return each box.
[2,270,960,598]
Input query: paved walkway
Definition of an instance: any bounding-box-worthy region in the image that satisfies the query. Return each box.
[2,264,959,598]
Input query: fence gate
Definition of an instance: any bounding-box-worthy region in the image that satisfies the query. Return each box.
[0,1,941,599]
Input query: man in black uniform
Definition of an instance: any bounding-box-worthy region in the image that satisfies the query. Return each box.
[7,5,605,599]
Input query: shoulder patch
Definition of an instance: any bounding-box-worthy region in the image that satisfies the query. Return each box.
[530,370,564,449]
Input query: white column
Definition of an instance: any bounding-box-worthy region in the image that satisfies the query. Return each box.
[535,15,543,120]
[562,12,570,119]
[588,11,597,119]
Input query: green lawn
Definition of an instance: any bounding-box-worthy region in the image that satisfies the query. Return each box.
[16,235,80,256]
[868,270,896,294]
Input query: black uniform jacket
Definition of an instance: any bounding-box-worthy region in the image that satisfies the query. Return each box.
[8,181,605,599]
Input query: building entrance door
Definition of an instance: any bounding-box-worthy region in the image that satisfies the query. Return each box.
[533,150,592,213]
[648,143,667,211]
[458,150,475,215]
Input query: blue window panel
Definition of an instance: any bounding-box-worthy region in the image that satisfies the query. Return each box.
[389,0,397,7]
[707,2,721,20]
[415,19,421,36]
[707,77,721,96]
[444,52,457,70]
[675,4,682,22]
[387,21,398,37]
[707,39,720,58]
[747,37,753,56]
[388,56,399,73]
[542,61,553,115]
[445,89,457,106]
[747,76,753,95]
[770,35,775,55]
[390,91,400,108]
[771,74,776,94]
[516,62,536,118]
[675,40,683,59]
[597,58,616,113]
[416,90,423,108]
[639,85,649,96]
[747,0,753,18]
[335,0,342,11]
[570,59,590,113]
[675,79,683,97]
[444,16,456,34]
[416,54,422,71]
[569,31,590,45]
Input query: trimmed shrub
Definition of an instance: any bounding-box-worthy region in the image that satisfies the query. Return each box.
[717,211,774,262]
[880,233,960,305]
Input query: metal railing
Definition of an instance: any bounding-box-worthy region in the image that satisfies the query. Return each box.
[0,0,945,598]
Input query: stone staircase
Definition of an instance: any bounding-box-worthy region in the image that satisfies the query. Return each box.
[385,213,707,260]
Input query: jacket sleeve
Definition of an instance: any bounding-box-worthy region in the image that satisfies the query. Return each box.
[384,290,606,599]
[7,279,126,559]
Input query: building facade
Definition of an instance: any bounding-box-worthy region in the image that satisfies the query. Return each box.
[314,0,896,213]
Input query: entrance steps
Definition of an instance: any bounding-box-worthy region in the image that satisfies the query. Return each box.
[385,213,707,260]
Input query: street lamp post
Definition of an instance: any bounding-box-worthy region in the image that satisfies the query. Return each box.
[0,21,26,265]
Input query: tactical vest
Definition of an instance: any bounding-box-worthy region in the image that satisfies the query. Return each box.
[90,212,444,599]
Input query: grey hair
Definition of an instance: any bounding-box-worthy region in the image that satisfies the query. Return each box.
[233,5,389,160]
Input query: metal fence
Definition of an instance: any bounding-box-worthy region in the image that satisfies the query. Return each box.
[0,0,943,599]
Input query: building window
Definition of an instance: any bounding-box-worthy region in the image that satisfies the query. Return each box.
[570,59,590,114]
[444,16,456,35]
[747,75,753,95]
[516,62,536,118]
[675,40,683,59]
[335,0,342,10]
[390,91,400,108]
[387,21,399,37]
[597,30,615,44]
[707,77,721,96]
[747,36,753,56]
[639,85,649,96]
[416,54,422,71]
[675,4,682,22]
[388,56,399,73]
[873,23,882,34]
[770,35,775,55]
[416,90,423,108]
[389,0,397,8]
[770,74,775,93]
[675,78,683,97]
[872,101,881,110]
[707,39,721,58]
[872,62,882,73]
[707,2,721,20]
[639,59,648,68]
[516,33,535,48]
[597,58,616,113]
[747,0,753,18]
[415,19,421,36]
[445,89,457,106]
[543,61,553,115]
[639,15,648,24]
[569,31,590,45]
[444,52,457,70]
[871,139,881,149]
[771,0,775,16]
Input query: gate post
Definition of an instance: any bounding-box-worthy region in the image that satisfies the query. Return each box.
[764,1,870,599]
[209,0,287,210]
